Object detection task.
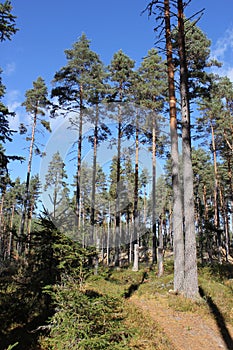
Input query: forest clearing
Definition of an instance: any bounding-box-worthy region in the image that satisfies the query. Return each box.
[1,0,233,349]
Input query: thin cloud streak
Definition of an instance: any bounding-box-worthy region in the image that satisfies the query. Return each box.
[211,26,233,81]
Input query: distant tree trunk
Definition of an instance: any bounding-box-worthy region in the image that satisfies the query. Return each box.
[211,122,222,262]
[7,204,15,259]
[91,104,99,245]
[75,87,84,231]
[164,0,184,292]
[219,184,229,261]
[152,116,157,264]
[211,123,220,230]
[20,113,37,253]
[158,216,164,277]
[115,105,122,267]
[0,190,5,234]
[177,0,198,299]
[0,190,5,259]
[133,117,139,269]
[107,203,111,266]
[132,243,139,271]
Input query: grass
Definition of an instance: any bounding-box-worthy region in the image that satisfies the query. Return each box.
[1,259,233,349]
[87,268,174,349]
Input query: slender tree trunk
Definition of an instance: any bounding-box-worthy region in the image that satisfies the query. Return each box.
[226,155,233,243]
[76,88,83,232]
[152,116,157,264]
[0,191,5,234]
[115,104,122,266]
[211,123,220,230]
[7,204,15,259]
[107,203,110,266]
[133,116,139,271]
[91,104,99,245]
[26,198,35,255]
[219,185,229,262]
[211,122,222,261]
[164,0,184,292]
[0,190,5,260]
[158,216,164,277]
[177,0,198,298]
[20,113,37,254]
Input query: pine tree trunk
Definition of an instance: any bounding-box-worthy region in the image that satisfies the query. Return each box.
[158,216,164,277]
[115,105,122,266]
[211,122,222,262]
[164,0,184,292]
[211,123,220,230]
[7,204,15,259]
[177,0,198,299]
[133,117,139,269]
[152,117,157,264]
[91,104,99,244]
[76,88,84,232]
[219,185,229,262]
[20,113,37,254]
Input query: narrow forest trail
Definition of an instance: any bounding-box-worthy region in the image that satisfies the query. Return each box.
[129,293,233,350]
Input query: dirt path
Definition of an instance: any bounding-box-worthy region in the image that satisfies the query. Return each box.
[130,293,233,350]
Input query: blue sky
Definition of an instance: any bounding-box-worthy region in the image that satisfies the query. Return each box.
[2,0,233,187]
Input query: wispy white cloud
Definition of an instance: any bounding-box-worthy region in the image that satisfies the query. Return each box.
[5,89,23,130]
[3,62,16,76]
[211,26,233,81]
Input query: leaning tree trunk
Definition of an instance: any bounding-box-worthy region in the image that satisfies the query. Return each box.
[177,0,198,299]
[164,0,184,292]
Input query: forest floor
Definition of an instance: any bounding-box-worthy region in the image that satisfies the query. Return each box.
[88,260,233,350]
[129,292,233,350]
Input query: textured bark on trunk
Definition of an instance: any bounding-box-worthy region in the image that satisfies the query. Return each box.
[211,122,222,262]
[115,104,122,266]
[177,0,198,299]
[164,0,184,292]
[152,117,157,264]
[20,112,37,254]
[76,87,84,231]
[211,123,220,229]
[133,116,139,269]
[91,104,99,245]
[158,216,164,277]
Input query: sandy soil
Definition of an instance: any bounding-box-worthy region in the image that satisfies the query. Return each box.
[130,293,233,350]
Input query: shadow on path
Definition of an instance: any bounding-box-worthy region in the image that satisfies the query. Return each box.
[199,286,233,350]
[124,271,148,299]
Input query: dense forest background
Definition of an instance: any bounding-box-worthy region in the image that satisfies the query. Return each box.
[1,1,233,349]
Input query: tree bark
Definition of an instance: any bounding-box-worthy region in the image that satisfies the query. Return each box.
[133,115,139,269]
[20,112,37,254]
[90,104,99,245]
[177,0,199,299]
[152,116,157,264]
[164,0,184,292]
[75,87,83,232]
